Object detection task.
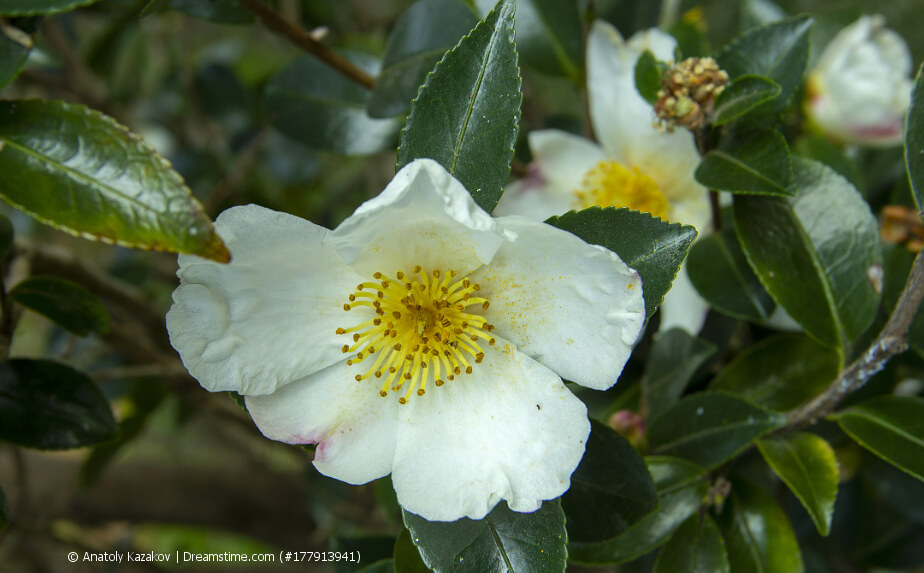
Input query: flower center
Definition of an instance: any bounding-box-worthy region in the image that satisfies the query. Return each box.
[336,266,495,404]
[574,160,670,220]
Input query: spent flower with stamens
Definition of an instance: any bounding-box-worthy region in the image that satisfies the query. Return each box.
[654,57,729,132]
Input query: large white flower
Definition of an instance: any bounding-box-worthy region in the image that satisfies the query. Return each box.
[804,15,912,147]
[166,159,645,522]
[495,21,711,333]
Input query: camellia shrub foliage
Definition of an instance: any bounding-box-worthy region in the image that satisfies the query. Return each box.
[1,0,924,571]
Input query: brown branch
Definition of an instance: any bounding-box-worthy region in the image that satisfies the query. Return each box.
[236,0,375,90]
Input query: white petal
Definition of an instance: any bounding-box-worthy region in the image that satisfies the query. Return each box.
[331,158,509,277]
[474,216,645,390]
[493,177,574,220]
[246,360,400,485]
[391,339,590,521]
[657,264,709,334]
[528,130,605,198]
[167,205,359,395]
[627,28,678,61]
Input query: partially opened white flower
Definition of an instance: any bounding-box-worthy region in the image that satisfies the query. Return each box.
[166,158,645,522]
[496,21,711,333]
[804,15,912,147]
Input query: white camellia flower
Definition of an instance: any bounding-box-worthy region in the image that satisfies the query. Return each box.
[166,158,645,522]
[496,21,711,334]
[804,15,913,147]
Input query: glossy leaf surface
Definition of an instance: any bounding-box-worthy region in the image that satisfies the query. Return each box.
[834,395,924,481]
[645,329,716,421]
[712,75,781,125]
[906,63,924,212]
[652,514,729,573]
[9,276,110,337]
[695,129,793,196]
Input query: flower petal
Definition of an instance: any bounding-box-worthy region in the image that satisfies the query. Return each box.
[657,264,709,334]
[331,158,510,278]
[475,216,645,390]
[166,205,358,395]
[391,339,590,521]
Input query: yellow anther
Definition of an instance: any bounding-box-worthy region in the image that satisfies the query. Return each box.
[574,160,670,220]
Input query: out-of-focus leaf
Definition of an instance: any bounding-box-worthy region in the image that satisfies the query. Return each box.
[758,433,839,536]
[652,514,729,573]
[265,54,400,156]
[139,0,170,17]
[404,500,567,573]
[9,276,109,337]
[634,50,665,105]
[168,0,253,24]
[712,75,781,125]
[710,334,839,411]
[865,455,924,524]
[793,134,862,191]
[734,157,882,349]
[563,420,657,542]
[569,456,710,565]
[0,100,230,262]
[0,0,98,15]
[397,0,521,214]
[740,0,785,31]
[0,359,117,450]
[0,23,31,88]
[716,478,804,573]
[833,395,924,481]
[394,529,431,573]
[649,392,787,469]
[695,129,793,195]
[645,329,716,421]
[669,16,709,58]
[906,63,924,212]
[0,213,12,262]
[546,207,697,318]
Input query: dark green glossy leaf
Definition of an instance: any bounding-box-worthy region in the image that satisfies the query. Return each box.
[0,100,230,262]
[0,359,117,450]
[397,0,521,214]
[0,23,31,88]
[653,514,729,573]
[569,457,710,565]
[404,500,567,573]
[0,212,12,262]
[649,392,787,469]
[645,329,716,421]
[168,0,253,24]
[833,395,924,481]
[695,129,793,195]
[0,0,98,15]
[712,75,781,125]
[9,276,109,337]
[369,0,479,118]
[563,420,657,542]
[717,15,813,119]
[710,334,839,411]
[906,63,924,212]
[758,433,839,536]
[634,50,665,105]
[687,227,774,321]
[395,528,431,573]
[0,483,8,531]
[265,54,400,156]
[716,478,804,573]
[734,157,882,349]
[546,207,697,318]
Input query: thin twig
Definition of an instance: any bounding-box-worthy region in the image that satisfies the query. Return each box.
[236,0,375,90]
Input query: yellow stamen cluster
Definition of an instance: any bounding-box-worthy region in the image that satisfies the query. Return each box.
[337,266,496,404]
[574,160,670,220]
[654,57,729,132]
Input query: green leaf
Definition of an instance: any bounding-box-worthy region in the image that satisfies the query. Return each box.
[569,457,710,565]
[833,395,924,481]
[397,0,521,214]
[369,0,479,118]
[653,514,729,573]
[717,15,813,119]
[792,134,862,191]
[645,329,716,422]
[864,454,924,524]
[634,50,665,105]
[0,212,12,263]
[9,276,110,337]
[695,129,793,195]
[0,359,117,450]
[734,157,882,349]
[519,0,583,80]
[395,529,431,573]
[0,0,98,15]
[139,0,171,17]
[562,420,657,542]
[0,482,8,531]
[403,500,567,573]
[0,23,31,88]
[716,478,804,573]
[0,100,230,262]
[265,54,400,156]
[649,392,787,469]
[710,334,839,411]
[712,75,781,126]
[546,207,698,318]
[906,63,924,212]
[168,0,254,24]
[882,245,924,358]
[757,433,839,536]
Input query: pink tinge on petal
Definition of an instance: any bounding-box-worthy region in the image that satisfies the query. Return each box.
[851,121,903,140]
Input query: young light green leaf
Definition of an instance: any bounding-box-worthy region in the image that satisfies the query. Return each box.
[0,0,98,15]
[168,0,253,24]
[710,334,839,411]
[568,457,710,565]
[0,359,117,450]
[394,528,431,573]
[0,23,31,88]
[645,329,716,421]
[653,514,729,573]
[712,75,781,125]
[734,157,882,349]
[404,500,567,573]
[562,420,657,543]
[397,0,521,214]
[649,392,787,469]
[635,50,665,105]
[546,207,698,318]
[757,433,839,536]
[0,100,230,262]
[695,129,793,195]
[833,395,924,481]
[905,63,924,212]
[9,276,110,337]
